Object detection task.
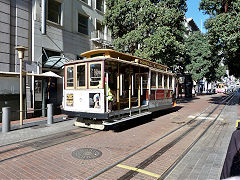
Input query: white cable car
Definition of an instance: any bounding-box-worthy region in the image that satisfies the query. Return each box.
[63,49,176,130]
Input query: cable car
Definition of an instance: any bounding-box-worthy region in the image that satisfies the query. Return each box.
[216,83,226,93]
[63,49,176,130]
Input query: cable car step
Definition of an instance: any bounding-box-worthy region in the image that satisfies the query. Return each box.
[103,112,152,126]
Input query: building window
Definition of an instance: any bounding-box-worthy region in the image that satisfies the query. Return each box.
[77,64,86,88]
[96,0,104,12]
[78,14,88,35]
[96,21,104,38]
[48,0,62,24]
[80,0,88,3]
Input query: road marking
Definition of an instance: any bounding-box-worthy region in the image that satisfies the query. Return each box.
[188,115,215,120]
[170,115,177,119]
[117,164,160,178]
[236,120,240,128]
[188,115,223,121]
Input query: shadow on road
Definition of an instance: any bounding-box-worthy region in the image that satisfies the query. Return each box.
[112,106,182,132]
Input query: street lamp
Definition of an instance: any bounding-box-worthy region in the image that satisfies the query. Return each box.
[15,46,27,126]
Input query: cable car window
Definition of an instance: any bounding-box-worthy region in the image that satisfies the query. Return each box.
[158,73,162,88]
[169,76,172,88]
[151,71,156,88]
[164,75,168,88]
[77,64,86,88]
[66,66,74,88]
[136,73,148,89]
[89,63,102,87]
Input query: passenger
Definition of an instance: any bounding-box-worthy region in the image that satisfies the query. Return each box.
[105,77,114,112]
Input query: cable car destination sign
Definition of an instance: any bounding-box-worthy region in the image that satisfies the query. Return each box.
[135,58,168,71]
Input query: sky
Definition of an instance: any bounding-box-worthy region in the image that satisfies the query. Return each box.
[186,0,210,33]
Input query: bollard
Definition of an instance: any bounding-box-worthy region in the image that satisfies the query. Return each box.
[2,107,11,133]
[47,104,53,124]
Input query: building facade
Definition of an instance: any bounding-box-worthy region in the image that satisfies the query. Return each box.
[0,0,32,120]
[0,0,111,119]
[31,0,111,114]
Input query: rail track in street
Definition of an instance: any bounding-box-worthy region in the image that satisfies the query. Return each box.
[87,93,235,179]
[0,127,100,163]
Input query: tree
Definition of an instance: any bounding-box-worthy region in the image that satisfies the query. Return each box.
[185,32,226,83]
[104,0,187,69]
[200,0,240,77]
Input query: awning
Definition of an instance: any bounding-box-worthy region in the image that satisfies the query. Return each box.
[42,56,69,69]
[28,71,62,79]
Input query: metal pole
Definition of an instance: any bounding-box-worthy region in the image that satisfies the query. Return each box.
[47,104,53,124]
[20,58,23,126]
[41,0,47,35]
[2,107,11,133]
[117,63,120,110]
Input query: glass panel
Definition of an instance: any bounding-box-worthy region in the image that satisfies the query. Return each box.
[78,14,88,35]
[67,67,74,87]
[164,75,168,88]
[90,63,101,87]
[151,71,156,87]
[48,0,61,24]
[81,0,88,3]
[77,65,85,87]
[158,73,162,88]
[169,76,172,88]
[96,0,104,12]
[136,73,148,89]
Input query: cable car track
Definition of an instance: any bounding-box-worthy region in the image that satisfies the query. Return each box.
[0,128,100,163]
[86,93,235,179]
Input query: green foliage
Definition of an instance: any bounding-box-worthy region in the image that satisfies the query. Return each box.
[200,0,240,77]
[185,32,226,82]
[104,0,187,69]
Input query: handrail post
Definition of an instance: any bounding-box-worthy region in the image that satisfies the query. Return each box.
[47,104,53,124]
[2,107,11,133]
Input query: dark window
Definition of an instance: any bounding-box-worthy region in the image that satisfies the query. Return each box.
[48,0,61,24]
[78,14,88,35]
[96,0,104,12]
[169,76,172,88]
[158,73,162,88]
[96,21,104,38]
[151,71,156,88]
[164,75,168,88]
[77,65,86,87]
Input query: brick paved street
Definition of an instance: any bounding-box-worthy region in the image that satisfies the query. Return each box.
[0,93,238,179]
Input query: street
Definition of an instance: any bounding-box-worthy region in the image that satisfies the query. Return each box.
[0,93,238,179]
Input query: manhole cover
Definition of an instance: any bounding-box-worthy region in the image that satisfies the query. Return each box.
[72,148,102,160]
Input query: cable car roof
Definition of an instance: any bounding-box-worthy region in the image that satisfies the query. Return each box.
[79,49,168,71]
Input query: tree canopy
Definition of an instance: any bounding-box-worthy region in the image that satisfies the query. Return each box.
[185,32,226,82]
[200,0,240,77]
[104,0,187,68]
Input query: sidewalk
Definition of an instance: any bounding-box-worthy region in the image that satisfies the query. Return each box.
[0,114,68,131]
[166,93,239,179]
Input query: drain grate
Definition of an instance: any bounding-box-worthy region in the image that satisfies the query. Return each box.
[72,148,102,160]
